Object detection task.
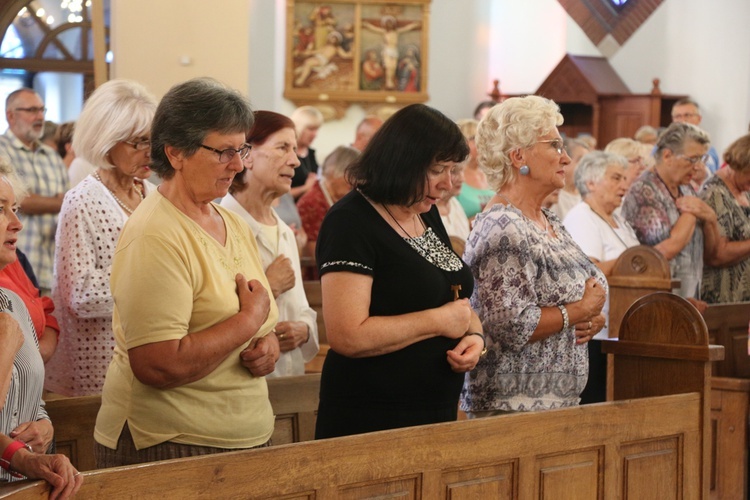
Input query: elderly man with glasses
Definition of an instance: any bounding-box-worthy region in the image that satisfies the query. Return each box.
[671,98,721,174]
[0,88,69,296]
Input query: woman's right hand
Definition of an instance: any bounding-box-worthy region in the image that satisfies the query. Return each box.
[265,255,296,298]
[437,299,472,339]
[0,312,24,354]
[236,274,271,332]
[676,196,717,223]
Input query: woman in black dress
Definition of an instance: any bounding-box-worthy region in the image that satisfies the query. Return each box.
[315,104,485,439]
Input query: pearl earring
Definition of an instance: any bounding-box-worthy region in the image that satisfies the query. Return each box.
[519,165,530,175]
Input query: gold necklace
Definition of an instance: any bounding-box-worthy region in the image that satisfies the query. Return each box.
[93,171,144,215]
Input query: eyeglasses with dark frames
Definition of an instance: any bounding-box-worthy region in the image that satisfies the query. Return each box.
[14,106,47,114]
[199,143,251,164]
[122,140,151,151]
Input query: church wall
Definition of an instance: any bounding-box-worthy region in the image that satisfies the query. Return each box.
[110,0,749,160]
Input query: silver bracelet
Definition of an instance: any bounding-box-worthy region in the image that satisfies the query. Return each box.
[557,304,569,332]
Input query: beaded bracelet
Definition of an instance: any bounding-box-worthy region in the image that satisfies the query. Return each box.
[557,304,569,332]
[1,440,32,478]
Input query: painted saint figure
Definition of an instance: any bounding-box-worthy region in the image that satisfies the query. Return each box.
[362,15,421,90]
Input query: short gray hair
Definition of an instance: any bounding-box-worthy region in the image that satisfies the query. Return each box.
[476,95,563,191]
[574,151,629,197]
[150,78,254,180]
[290,106,323,137]
[72,79,157,170]
[654,122,711,163]
[322,145,359,179]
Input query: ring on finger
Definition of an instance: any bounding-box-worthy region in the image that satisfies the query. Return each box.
[588,321,592,329]
[279,333,286,340]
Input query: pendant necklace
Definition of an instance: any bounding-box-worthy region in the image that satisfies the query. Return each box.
[654,169,681,202]
[94,171,144,215]
[382,202,464,301]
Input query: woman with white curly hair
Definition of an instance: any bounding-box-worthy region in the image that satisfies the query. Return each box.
[460,95,607,416]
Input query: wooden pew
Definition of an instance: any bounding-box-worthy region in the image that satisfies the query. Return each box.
[303,279,329,373]
[704,302,750,378]
[43,373,321,473]
[607,246,750,499]
[0,293,720,499]
[607,245,675,339]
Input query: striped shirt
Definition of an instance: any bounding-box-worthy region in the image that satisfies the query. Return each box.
[0,131,69,290]
[0,288,48,483]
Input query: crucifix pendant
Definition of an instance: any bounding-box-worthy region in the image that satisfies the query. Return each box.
[451,284,462,301]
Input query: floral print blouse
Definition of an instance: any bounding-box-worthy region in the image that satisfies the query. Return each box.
[700,175,750,303]
[459,204,607,412]
[621,169,703,299]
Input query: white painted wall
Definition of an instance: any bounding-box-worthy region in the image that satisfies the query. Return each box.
[609,0,750,155]
[110,0,750,159]
[110,0,251,99]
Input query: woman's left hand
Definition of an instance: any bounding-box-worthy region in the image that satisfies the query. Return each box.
[574,313,606,345]
[446,334,484,373]
[10,419,54,453]
[240,334,281,377]
[274,321,309,353]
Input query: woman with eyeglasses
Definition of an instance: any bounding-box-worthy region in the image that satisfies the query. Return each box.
[220,111,319,377]
[621,122,719,303]
[700,133,750,304]
[459,95,607,416]
[94,78,278,467]
[46,80,157,397]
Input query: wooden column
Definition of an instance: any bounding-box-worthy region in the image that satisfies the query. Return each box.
[91,0,107,88]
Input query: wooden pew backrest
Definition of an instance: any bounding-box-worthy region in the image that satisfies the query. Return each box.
[43,373,320,472]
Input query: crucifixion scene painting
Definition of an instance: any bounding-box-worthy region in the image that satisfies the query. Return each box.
[360,4,423,92]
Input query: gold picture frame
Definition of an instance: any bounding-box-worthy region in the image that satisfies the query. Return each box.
[285,0,431,117]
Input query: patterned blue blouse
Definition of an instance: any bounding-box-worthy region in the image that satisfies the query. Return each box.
[460,203,607,412]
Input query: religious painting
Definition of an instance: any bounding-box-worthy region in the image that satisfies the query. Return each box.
[285,0,431,113]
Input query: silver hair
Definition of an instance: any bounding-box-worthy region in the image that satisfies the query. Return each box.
[476,95,563,191]
[0,156,28,201]
[654,122,711,162]
[322,145,359,178]
[72,79,157,170]
[574,151,629,197]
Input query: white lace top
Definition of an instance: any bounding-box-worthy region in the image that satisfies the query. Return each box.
[45,175,155,396]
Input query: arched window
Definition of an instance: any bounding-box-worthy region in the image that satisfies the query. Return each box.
[0,0,109,127]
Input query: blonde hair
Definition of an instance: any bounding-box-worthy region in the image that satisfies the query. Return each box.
[605,137,642,160]
[476,95,563,191]
[290,106,323,137]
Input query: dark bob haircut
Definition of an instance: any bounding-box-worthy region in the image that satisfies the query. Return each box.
[150,77,254,180]
[346,103,469,206]
[230,110,296,194]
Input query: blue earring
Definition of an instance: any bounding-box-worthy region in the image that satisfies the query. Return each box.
[519,165,530,176]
